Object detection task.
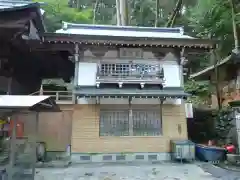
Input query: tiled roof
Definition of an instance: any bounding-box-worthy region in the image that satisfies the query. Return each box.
[56,21,194,39]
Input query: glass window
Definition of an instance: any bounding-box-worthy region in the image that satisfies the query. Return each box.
[99,109,161,136]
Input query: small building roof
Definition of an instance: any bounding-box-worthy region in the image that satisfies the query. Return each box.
[0,1,45,33]
[56,22,194,39]
[0,95,59,112]
[41,22,217,49]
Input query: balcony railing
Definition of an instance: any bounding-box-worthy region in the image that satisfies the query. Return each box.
[30,91,73,104]
[96,62,164,84]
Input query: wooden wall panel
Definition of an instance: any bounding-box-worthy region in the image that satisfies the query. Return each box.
[17,105,73,151]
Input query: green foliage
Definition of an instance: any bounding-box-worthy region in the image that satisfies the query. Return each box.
[186,0,239,57]
[34,0,92,32]
[184,80,212,105]
[213,107,234,144]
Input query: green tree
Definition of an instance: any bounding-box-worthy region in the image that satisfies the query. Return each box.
[34,0,92,32]
[186,0,240,57]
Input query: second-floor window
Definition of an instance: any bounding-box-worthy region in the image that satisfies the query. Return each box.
[99,63,163,78]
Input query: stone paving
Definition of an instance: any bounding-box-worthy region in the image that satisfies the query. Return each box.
[35,163,222,180]
[199,163,240,180]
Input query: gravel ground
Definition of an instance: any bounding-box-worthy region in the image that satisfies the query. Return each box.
[35,163,220,180]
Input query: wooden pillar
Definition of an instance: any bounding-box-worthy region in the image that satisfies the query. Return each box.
[31,112,39,179]
[73,44,80,104]
[160,98,164,134]
[128,97,133,136]
[7,77,12,95]
[8,115,16,180]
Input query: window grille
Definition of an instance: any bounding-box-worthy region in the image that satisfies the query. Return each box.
[99,109,161,136]
[100,63,130,77]
[132,110,161,136]
[100,110,129,136]
[99,63,163,79]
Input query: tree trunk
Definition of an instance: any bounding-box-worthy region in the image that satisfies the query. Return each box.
[116,0,121,25]
[229,0,239,51]
[119,0,128,25]
[212,50,222,109]
[76,0,80,9]
[93,0,100,24]
[155,0,160,27]
[165,0,183,27]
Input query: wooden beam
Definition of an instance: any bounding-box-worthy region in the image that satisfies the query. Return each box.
[28,42,75,53]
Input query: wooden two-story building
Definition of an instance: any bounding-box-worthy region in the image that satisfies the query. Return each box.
[37,22,216,163]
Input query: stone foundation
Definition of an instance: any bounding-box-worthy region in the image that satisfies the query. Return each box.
[71,152,171,164]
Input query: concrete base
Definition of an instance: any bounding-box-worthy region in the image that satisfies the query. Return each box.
[71,152,171,164]
[227,154,240,165]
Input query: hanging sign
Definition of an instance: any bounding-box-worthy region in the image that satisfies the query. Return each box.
[185,103,193,118]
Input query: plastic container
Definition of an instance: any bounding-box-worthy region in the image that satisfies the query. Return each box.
[195,144,227,162]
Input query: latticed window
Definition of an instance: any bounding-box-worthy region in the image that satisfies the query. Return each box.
[99,63,163,78]
[132,110,161,136]
[100,110,129,136]
[99,109,161,136]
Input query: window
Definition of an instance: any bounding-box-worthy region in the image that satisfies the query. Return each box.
[99,109,162,136]
[132,110,161,136]
[100,110,129,136]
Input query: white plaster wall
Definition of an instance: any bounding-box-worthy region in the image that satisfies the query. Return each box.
[77,62,97,86]
[161,53,181,87]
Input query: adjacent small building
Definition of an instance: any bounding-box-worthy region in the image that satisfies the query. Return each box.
[39,22,216,163]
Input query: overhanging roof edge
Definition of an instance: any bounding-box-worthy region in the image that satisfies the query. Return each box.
[0,95,60,112]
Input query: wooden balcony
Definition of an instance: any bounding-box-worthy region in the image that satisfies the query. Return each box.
[96,62,165,84]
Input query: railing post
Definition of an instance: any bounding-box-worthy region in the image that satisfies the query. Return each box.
[56,92,59,101]
[39,85,43,95]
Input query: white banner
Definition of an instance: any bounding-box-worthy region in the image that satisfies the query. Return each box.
[185,103,193,118]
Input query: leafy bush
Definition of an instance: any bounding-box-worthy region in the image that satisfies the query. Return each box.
[213,107,235,145]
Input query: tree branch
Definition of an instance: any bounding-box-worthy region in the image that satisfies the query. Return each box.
[155,0,160,27]
[93,0,100,24]
[229,0,239,51]
[165,0,183,27]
